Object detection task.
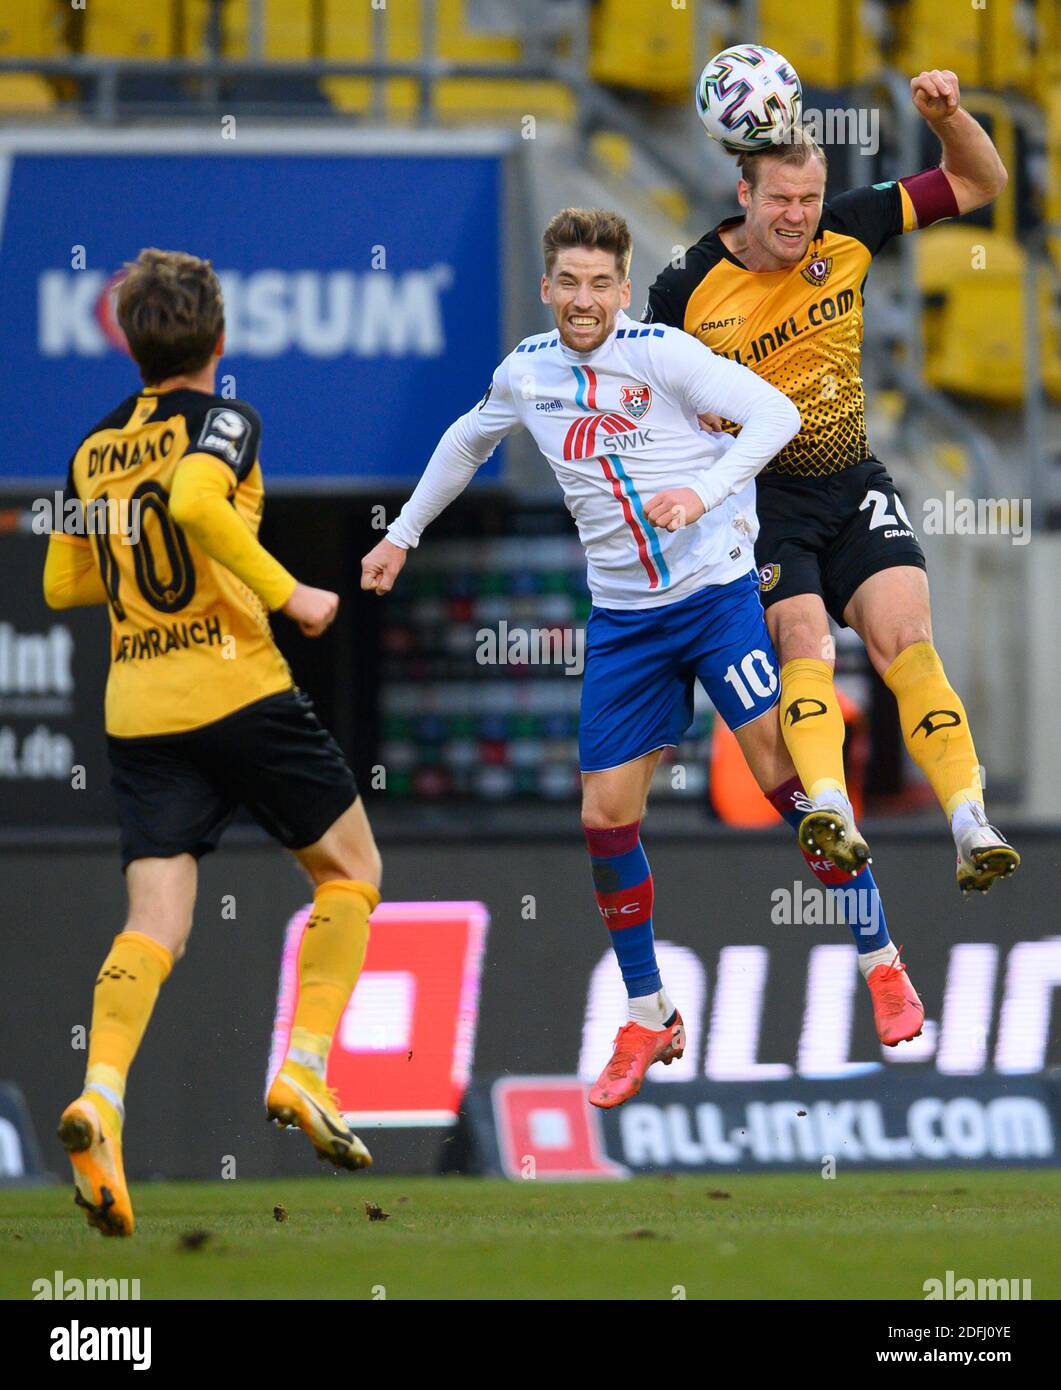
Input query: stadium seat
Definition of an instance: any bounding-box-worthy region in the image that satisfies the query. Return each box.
[0,74,57,111]
[0,2,63,111]
[758,0,881,88]
[82,0,176,59]
[589,0,693,99]
[894,0,981,84]
[916,227,1028,404]
[0,0,62,57]
[323,0,571,124]
[981,0,1034,90]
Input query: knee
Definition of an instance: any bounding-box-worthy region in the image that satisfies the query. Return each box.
[776,620,834,667]
[312,841,383,892]
[581,795,641,832]
[872,625,933,677]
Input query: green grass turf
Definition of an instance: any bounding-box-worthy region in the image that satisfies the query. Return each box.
[1,1170,1058,1300]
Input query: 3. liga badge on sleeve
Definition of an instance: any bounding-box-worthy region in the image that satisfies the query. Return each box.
[619,384,652,419]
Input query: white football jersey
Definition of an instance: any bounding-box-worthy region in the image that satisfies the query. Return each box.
[389,310,800,609]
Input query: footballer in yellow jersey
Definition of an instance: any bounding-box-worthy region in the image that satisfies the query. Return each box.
[646,70,1019,898]
[44,249,383,1237]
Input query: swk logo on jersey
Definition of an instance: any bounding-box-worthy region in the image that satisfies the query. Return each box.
[619,384,652,419]
[801,256,833,287]
[785,697,828,725]
[912,709,962,738]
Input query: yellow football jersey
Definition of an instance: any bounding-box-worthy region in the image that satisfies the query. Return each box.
[62,388,293,738]
[644,181,918,478]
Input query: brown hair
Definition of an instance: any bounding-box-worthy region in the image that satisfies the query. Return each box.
[736,130,828,190]
[542,208,632,278]
[115,248,224,385]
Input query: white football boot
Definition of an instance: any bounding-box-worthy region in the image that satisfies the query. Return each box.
[953,802,1020,895]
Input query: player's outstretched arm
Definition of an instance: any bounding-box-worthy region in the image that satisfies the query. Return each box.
[42,531,108,609]
[911,69,1008,214]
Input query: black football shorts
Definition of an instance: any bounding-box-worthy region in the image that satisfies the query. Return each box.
[107,688,358,869]
[753,458,927,627]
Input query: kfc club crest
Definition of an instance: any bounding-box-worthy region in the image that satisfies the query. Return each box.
[619,384,652,419]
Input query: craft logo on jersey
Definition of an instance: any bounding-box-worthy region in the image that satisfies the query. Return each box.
[619,384,652,420]
[801,256,833,287]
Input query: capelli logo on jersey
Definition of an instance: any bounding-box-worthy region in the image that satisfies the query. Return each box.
[535,399,563,412]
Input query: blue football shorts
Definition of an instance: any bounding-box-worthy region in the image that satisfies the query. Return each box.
[579,569,781,773]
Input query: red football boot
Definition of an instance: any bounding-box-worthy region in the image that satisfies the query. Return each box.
[866,949,925,1047]
[588,1011,686,1109]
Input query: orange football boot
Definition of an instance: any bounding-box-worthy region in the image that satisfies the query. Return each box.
[588,1011,686,1109]
[58,1094,134,1237]
[866,949,925,1047]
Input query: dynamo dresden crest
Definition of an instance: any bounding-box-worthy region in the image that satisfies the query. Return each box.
[801,256,833,287]
[758,562,781,592]
[619,384,652,419]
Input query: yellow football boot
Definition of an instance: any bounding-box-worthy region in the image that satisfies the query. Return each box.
[58,1094,134,1238]
[266,1060,372,1170]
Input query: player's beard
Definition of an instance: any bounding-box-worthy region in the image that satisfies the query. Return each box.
[558,313,612,353]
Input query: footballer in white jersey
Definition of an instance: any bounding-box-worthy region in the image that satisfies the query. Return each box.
[362,208,917,1106]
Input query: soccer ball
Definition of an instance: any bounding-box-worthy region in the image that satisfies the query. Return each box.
[695,44,802,153]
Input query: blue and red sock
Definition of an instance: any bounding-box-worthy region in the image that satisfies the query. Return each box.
[767,776,891,954]
[584,821,675,1025]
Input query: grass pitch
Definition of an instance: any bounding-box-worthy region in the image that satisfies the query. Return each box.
[1,1170,1058,1300]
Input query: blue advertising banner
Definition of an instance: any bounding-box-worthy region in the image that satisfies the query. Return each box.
[0,147,502,486]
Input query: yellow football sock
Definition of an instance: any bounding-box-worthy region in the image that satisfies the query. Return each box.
[85,930,173,1127]
[779,657,848,801]
[884,641,983,817]
[292,880,379,1060]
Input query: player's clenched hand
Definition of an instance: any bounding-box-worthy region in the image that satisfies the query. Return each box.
[281,583,339,637]
[360,537,408,595]
[697,411,725,433]
[911,69,960,123]
[644,487,705,532]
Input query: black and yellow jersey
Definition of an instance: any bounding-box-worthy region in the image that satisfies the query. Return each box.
[54,389,293,738]
[644,180,919,479]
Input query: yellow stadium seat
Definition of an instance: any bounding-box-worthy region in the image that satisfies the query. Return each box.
[0,74,57,110]
[83,0,175,59]
[895,0,981,84]
[0,0,62,57]
[323,0,571,124]
[759,0,881,88]
[982,0,1033,89]
[590,0,694,99]
[915,227,1061,405]
[1033,0,1060,101]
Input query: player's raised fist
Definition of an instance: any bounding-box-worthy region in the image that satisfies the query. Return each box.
[281,582,339,637]
[911,69,960,123]
[644,487,706,532]
[361,537,408,595]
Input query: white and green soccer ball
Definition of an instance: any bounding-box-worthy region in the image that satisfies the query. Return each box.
[695,44,803,153]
